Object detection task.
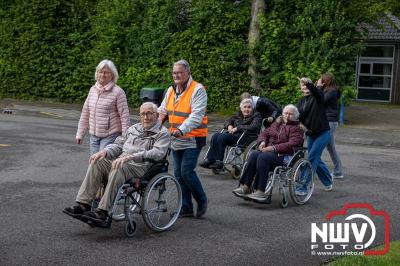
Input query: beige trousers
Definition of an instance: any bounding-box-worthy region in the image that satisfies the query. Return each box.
[75,158,149,212]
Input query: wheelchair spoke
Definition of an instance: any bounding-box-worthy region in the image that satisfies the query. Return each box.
[142,174,182,232]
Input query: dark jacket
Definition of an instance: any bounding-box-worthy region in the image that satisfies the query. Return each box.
[256,119,304,155]
[323,88,340,122]
[224,111,262,137]
[255,97,282,119]
[297,83,330,137]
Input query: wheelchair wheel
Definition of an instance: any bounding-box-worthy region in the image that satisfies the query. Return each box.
[229,165,242,180]
[288,158,314,205]
[230,140,257,180]
[243,140,258,162]
[280,188,289,208]
[142,173,182,232]
[124,220,137,237]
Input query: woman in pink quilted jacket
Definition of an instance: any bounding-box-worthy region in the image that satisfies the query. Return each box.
[76,59,130,155]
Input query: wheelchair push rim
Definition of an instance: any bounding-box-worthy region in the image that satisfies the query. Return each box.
[142,173,182,232]
[288,158,314,205]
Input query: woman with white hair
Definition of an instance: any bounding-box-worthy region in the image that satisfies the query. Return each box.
[232,104,304,202]
[76,59,130,155]
[199,98,262,171]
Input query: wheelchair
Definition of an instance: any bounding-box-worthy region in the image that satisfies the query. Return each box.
[243,147,314,208]
[203,129,258,179]
[93,159,182,237]
[204,118,269,179]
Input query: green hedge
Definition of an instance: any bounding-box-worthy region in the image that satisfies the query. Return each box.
[0,0,397,111]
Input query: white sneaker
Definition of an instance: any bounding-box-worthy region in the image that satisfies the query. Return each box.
[331,173,344,179]
[246,191,269,201]
[232,186,250,198]
[324,184,333,191]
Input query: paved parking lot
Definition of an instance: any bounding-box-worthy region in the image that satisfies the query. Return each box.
[1,101,400,265]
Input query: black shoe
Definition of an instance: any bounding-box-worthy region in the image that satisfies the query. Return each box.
[179,210,194,218]
[81,209,107,223]
[63,203,91,219]
[210,161,224,170]
[199,159,213,169]
[196,201,207,218]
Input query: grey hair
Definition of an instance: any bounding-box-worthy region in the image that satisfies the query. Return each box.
[240,98,253,109]
[283,104,300,121]
[95,59,119,83]
[173,59,190,73]
[140,102,158,113]
[300,77,312,84]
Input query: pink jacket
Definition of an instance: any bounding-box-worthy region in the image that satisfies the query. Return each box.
[76,84,130,139]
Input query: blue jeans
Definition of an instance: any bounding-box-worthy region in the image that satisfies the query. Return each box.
[172,148,207,213]
[306,130,333,187]
[89,133,120,155]
[207,132,239,162]
[327,122,343,176]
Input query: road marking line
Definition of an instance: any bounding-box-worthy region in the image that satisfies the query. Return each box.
[0,144,10,147]
[39,111,63,118]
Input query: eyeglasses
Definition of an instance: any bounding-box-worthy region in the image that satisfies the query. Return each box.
[140,112,156,117]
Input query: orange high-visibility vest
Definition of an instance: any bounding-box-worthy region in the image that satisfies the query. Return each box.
[166,80,208,138]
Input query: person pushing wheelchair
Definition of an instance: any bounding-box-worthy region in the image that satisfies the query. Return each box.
[63,102,170,227]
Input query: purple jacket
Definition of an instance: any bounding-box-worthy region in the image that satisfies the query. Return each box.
[256,119,304,155]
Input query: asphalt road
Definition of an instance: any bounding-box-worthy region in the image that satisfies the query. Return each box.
[0,104,400,266]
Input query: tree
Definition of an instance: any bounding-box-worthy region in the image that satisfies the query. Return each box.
[248,0,265,94]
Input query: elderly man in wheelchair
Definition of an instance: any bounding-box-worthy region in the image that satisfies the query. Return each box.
[63,102,176,232]
[232,104,313,206]
[199,98,262,176]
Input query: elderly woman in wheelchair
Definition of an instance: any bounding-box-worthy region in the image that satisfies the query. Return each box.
[199,98,262,172]
[63,102,181,236]
[232,104,308,205]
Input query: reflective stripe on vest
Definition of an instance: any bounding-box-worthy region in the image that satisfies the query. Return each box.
[166,81,208,137]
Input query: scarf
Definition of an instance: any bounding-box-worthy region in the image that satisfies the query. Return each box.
[94,81,115,94]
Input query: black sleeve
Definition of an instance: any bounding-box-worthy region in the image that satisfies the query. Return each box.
[256,98,282,118]
[236,113,262,134]
[306,83,324,103]
[224,111,240,129]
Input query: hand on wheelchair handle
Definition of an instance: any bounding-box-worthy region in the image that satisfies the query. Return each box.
[170,129,182,137]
